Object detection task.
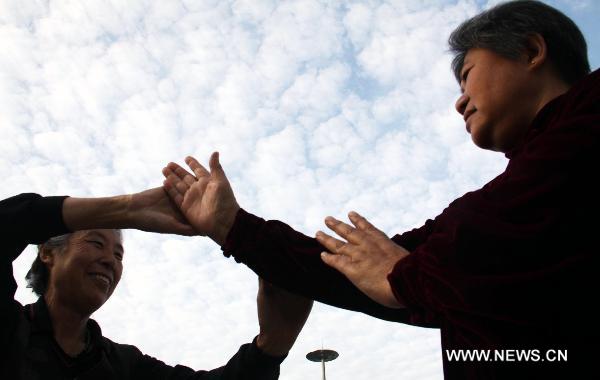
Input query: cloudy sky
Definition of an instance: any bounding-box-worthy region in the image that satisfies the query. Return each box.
[2,0,598,379]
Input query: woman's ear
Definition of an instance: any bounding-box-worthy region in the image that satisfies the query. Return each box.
[39,245,56,267]
[525,33,548,69]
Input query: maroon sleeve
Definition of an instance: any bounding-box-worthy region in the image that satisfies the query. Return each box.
[222,210,438,326]
[391,219,435,251]
[387,73,600,343]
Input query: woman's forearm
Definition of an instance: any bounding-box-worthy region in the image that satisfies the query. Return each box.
[62,195,132,231]
[62,188,195,236]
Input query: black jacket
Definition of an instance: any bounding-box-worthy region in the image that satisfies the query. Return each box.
[1,193,283,379]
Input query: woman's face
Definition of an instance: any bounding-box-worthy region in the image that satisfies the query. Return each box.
[44,229,124,315]
[455,48,541,152]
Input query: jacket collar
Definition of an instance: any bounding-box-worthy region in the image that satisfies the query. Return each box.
[27,296,111,353]
[505,68,600,160]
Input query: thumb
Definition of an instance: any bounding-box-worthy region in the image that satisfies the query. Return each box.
[209,151,227,180]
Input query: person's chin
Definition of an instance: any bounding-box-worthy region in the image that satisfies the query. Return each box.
[470,124,495,151]
[85,285,111,311]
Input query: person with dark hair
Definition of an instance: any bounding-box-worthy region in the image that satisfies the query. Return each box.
[25,232,103,297]
[1,188,313,379]
[161,1,598,378]
[448,0,590,86]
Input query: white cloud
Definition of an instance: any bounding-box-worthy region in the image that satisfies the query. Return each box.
[4,0,595,378]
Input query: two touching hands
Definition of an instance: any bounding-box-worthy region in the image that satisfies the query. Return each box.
[126,153,312,356]
[158,153,408,309]
[126,151,407,354]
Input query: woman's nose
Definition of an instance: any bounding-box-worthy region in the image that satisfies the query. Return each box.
[455,93,469,115]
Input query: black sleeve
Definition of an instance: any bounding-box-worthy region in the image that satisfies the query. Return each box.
[1,193,70,259]
[0,193,70,358]
[1,193,69,298]
[130,337,284,380]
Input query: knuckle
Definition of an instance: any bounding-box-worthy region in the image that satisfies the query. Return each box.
[347,228,361,240]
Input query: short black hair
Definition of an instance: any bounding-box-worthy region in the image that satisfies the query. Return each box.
[448,0,590,85]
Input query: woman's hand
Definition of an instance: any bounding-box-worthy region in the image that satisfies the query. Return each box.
[316,211,408,308]
[126,187,196,235]
[161,153,240,245]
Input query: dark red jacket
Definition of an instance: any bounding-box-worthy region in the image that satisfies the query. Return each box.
[222,69,600,379]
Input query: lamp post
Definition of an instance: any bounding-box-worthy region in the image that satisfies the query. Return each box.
[306,349,338,380]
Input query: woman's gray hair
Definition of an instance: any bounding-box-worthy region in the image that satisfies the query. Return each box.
[448,0,590,85]
[25,230,123,297]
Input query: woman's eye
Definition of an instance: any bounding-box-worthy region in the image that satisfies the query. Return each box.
[115,252,123,261]
[88,240,104,249]
[462,67,471,82]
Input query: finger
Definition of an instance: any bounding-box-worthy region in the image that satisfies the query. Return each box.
[163,169,191,195]
[165,162,192,180]
[162,165,174,179]
[315,230,346,254]
[163,179,184,207]
[324,216,363,245]
[321,251,354,277]
[163,164,196,188]
[185,156,210,178]
[208,151,227,180]
[348,211,385,236]
[170,164,197,186]
[162,168,184,193]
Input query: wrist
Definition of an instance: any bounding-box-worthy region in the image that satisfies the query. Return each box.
[212,206,240,246]
[255,333,292,357]
[122,192,143,228]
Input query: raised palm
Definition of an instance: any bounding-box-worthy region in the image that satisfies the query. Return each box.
[162,152,240,245]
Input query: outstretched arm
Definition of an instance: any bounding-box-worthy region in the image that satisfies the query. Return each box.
[161,154,421,323]
[61,187,195,235]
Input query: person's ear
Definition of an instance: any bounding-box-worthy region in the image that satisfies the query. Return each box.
[524,33,548,69]
[39,245,56,267]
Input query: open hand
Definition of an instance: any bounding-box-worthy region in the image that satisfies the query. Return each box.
[162,153,240,245]
[316,211,408,308]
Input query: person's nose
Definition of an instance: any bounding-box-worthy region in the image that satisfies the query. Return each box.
[99,251,117,271]
[455,93,469,116]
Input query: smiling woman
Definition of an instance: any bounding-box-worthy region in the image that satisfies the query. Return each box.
[35,230,124,322]
[1,188,313,379]
[26,230,123,300]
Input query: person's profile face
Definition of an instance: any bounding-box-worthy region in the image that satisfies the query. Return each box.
[47,229,124,314]
[454,48,540,153]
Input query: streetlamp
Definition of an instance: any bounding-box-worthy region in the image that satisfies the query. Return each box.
[306,349,339,380]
